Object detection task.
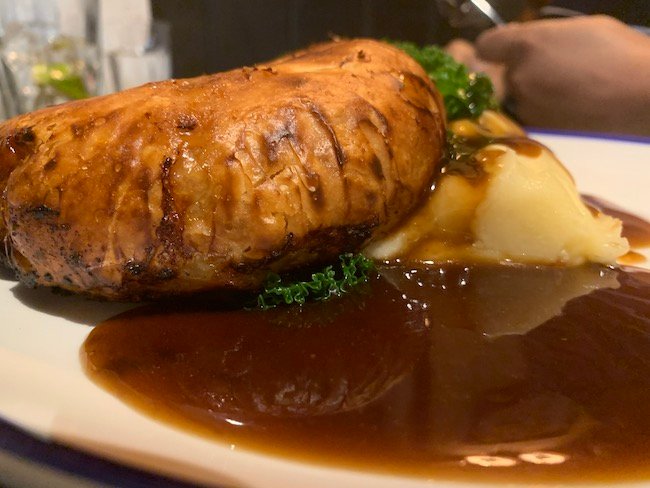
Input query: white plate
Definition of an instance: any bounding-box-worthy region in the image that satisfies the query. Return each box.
[1,132,649,488]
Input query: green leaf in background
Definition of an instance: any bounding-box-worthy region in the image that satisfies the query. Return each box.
[32,62,90,100]
[390,41,498,121]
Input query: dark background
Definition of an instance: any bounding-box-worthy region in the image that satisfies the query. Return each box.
[150,0,518,77]
[151,0,649,78]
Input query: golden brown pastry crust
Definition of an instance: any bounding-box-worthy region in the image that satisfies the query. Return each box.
[0,38,445,300]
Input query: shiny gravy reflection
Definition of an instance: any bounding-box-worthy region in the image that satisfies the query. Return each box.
[82,264,650,483]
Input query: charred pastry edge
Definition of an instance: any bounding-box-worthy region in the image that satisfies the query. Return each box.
[4,202,382,301]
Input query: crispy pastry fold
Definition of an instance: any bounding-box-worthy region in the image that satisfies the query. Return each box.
[0,39,445,299]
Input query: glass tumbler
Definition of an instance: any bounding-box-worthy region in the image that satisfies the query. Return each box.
[0,0,100,117]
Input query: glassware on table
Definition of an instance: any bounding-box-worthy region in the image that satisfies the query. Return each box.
[108,20,171,92]
[0,0,100,117]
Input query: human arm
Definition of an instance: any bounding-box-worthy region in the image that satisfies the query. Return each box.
[475,15,650,136]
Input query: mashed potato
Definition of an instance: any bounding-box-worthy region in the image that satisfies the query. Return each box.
[365,111,629,265]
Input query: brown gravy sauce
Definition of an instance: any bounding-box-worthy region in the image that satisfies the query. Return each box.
[619,251,648,266]
[83,263,650,483]
[445,136,544,182]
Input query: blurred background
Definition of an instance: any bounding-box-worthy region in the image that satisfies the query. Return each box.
[0,0,647,118]
[153,0,648,77]
[0,0,170,118]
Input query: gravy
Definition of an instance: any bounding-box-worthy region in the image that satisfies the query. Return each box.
[83,264,650,483]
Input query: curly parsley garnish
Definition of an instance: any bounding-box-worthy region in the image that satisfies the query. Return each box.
[391,41,498,121]
[256,253,375,309]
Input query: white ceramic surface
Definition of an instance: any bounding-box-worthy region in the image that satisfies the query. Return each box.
[1,132,649,488]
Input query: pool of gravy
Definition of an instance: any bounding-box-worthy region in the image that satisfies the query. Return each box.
[82,263,650,483]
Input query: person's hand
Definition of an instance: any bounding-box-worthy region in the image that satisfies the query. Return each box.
[475,15,650,136]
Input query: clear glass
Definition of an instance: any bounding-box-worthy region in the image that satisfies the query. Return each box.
[0,0,100,117]
[108,20,172,92]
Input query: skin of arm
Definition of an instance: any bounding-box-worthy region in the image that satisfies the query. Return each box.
[458,15,650,136]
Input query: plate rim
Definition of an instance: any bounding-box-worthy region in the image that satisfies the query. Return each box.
[527,127,650,145]
[1,130,649,488]
[0,416,214,488]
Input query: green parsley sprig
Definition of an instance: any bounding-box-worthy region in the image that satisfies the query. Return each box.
[391,41,498,121]
[256,253,374,309]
